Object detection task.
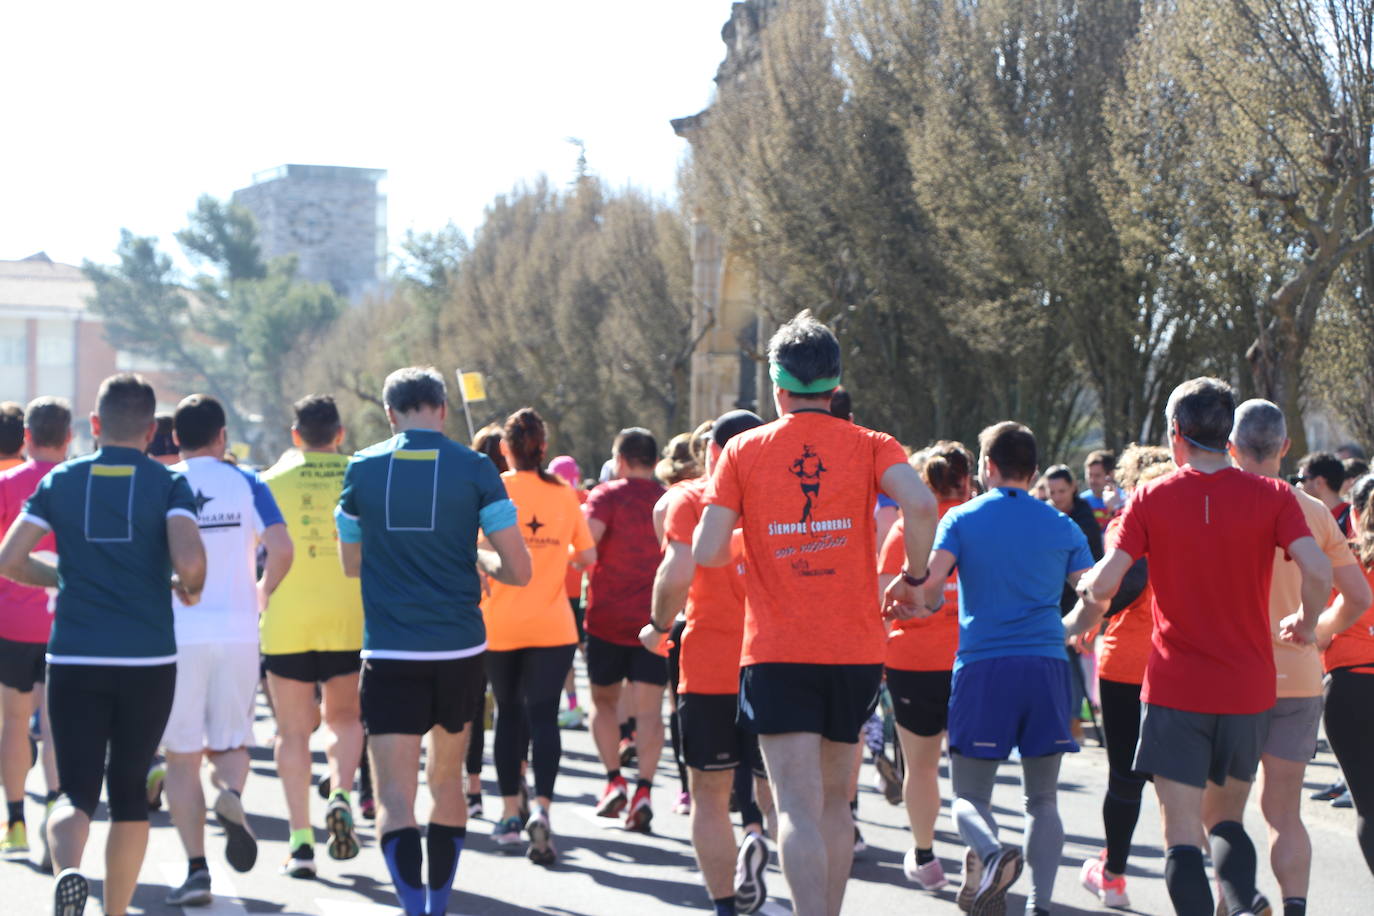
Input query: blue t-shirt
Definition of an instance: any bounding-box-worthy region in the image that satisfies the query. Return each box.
[934,487,1093,669]
[335,429,516,658]
[21,446,197,664]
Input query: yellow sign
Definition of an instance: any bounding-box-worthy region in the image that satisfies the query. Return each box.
[460,371,487,403]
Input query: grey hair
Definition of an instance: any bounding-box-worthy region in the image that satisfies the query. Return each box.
[767,309,841,391]
[1231,399,1287,462]
[1164,377,1235,452]
[383,366,448,414]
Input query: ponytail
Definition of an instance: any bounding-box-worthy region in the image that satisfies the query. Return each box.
[921,440,974,500]
[1351,474,1374,568]
[503,407,558,485]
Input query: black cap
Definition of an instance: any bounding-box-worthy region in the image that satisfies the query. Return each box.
[712,409,764,449]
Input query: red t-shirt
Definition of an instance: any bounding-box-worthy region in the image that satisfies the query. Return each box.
[879,501,961,672]
[0,460,59,643]
[1324,564,1374,673]
[1114,466,1311,714]
[705,411,907,666]
[1097,516,1153,686]
[664,477,748,694]
[583,476,665,645]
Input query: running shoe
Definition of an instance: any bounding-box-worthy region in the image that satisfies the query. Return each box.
[213,789,258,873]
[1310,778,1346,801]
[618,737,637,767]
[904,848,949,891]
[557,706,585,729]
[517,782,531,826]
[146,761,166,812]
[595,776,629,818]
[37,798,55,871]
[1214,893,1273,916]
[280,843,317,879]
[673,791,691,815]
[734,831,769,914]
[325,794,360,861]
[526,809,557,866]
[874,754,904,806]
[492,815,524,850]
[1080,851,1130,908]
[1,821,29,858]
[853,825,866,854]
[1333,789,1354,808]
[862,711,885,757]
[53,868,88,916]
[625,785,653,833]
[467,792,484,819]
[957,847,983,912]
[359,793,377,820]
[970,845,1023,916]
[165,868,212,906]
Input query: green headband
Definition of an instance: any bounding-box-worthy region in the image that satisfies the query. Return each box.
[770,361,841,394]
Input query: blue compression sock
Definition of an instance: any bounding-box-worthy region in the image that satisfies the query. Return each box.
[426,823,466,916]
[381,828,426,916]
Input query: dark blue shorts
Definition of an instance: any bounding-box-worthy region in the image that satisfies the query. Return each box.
[948,656,1078,759]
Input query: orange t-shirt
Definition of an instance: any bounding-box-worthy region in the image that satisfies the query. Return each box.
[705,411,907,666]
[1097,516,1153,685]
[665,477,748,694]
[1325,563,1374,673]
[1269,485,1355,697]
[482,471,594,652]
[565,488,588,599]
[0,458,21,473]
[879,501,961,672]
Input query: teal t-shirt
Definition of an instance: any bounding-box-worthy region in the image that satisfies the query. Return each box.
[22,446,197,663]
[335,429,515,658]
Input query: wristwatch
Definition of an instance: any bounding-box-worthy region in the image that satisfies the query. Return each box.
[649,619,671,634]
[901,568,930,588]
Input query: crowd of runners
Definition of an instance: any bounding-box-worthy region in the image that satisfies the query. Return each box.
[0,310,1371,916]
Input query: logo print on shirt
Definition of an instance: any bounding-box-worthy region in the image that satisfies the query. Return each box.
[193,489,215,516]
[526,515,546,537]
[790,444,827,525]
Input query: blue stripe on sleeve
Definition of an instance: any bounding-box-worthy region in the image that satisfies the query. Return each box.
[479,498,517,535]
[334,505,362,544]
[241,467,286,528]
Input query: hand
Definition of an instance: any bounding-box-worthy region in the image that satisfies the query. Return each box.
[883,575,938,621]
[1075,572,1098,603]
[639,622,670,656]
[172,574,201,607]
[1067,627,1097,654]
[1278,612,1317,647]
[1104,482,1126,513]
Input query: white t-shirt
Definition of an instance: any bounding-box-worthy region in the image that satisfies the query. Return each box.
[171,456,285,645]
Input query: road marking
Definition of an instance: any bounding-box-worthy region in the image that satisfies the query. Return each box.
[159,863,249,914]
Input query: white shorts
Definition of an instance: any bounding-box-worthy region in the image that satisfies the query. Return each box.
[162,641,260,753]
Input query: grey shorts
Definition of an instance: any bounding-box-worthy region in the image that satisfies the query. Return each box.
[1261,696,1322,763]
[1134,703,1270,788]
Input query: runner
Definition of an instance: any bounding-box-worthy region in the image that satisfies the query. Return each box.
[908,421,1101,916]
[1078,444,1174,908]
[481,408,595,864]
[1297,451,1351,536]
[465,422,508,817]
[583,427,666,832]
[0,397,70,865]
[1228,400,1371,916]
[260,394,365,878]
[643,408,768,916]
[0,373,206,916]
[1079,377,1333,916]
[694,311,938,916]
[876,439,973,893]
[0,403,24,472]
[1318,472,1374,876]
[335,367,530,916]
[1081,450,1123,530]
[162,394,293,906]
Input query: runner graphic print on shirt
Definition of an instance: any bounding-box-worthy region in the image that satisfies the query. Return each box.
[790,444,827,525]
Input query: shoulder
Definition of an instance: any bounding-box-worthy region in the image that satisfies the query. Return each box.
[261,450,307,482]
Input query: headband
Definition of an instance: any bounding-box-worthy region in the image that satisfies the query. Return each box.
[769,361,840,395]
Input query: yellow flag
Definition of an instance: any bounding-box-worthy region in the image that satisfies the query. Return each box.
[460,371,487,403]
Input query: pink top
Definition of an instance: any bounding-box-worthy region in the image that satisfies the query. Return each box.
[0,460,59,643]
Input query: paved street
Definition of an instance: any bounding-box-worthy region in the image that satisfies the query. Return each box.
[7,663,1372,915]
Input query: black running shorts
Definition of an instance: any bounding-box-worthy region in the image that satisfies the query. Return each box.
[262,650,362,684]
[585,634,669,688]
[0,636,46,693]
[885,667,953,737]
[739,662,883,744]
[680,692,746,771]
[360,654,486,736]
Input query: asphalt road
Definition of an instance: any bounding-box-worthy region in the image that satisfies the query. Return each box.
[6,664,1372,915]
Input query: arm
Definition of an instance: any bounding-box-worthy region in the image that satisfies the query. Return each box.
[587,517,607,544]
[339,540,361,578]
[571,546,597,569]
[642,540,695,653]
[880,463,938,575]
[256,522,294,609]
[1105,557,1149,618]
[885,547,956,620]
[167,514,207,606]
[693,504,739,567]
[477,524,532,587]
[1077,547,1136,603]
[0,520,58,589]
[1316,563,1374,647]
[1062,568,1110,639]
[1278,536,1333,645]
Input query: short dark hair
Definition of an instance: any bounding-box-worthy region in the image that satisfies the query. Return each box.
[768,310,842,398]
[1045,464,1075,486]
[0,402,23,456]
[828,386,852,420]
[1299,451,1345,493]
[978,421,1037,482]
[1343,457,1369,483]
[293,394,341,448]
[174,394,227,452]
[95,373,157,442]
[383,366,447,414]
[1084,449,1116,475]
[1166,377,1235,452]
[25,397,71,449]
[613,427,658,469]
[147,413,178,457]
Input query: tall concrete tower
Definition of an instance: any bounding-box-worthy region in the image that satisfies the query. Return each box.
[232,164,387,298]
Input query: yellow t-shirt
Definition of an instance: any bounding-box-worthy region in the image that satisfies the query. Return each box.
[1270,485,1356,698]
[482,470,594,651]
[259,450,363,655]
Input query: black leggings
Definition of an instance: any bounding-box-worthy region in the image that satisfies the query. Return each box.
[1098,677,1149,875]
[667,618,688,793]
[47,662,176,821]
[487,645,577,800]
[466,692,486,777]
[1324,666,1374,876]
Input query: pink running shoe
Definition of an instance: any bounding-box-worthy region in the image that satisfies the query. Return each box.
[1081,852,1130,908]
[904,848,949,891]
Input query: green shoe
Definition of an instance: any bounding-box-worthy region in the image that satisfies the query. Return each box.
[0,821,29,859]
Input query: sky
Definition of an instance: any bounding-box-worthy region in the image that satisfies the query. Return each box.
[1,1,740,270]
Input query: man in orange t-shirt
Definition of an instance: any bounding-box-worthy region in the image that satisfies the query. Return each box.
[694,311,938,916]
